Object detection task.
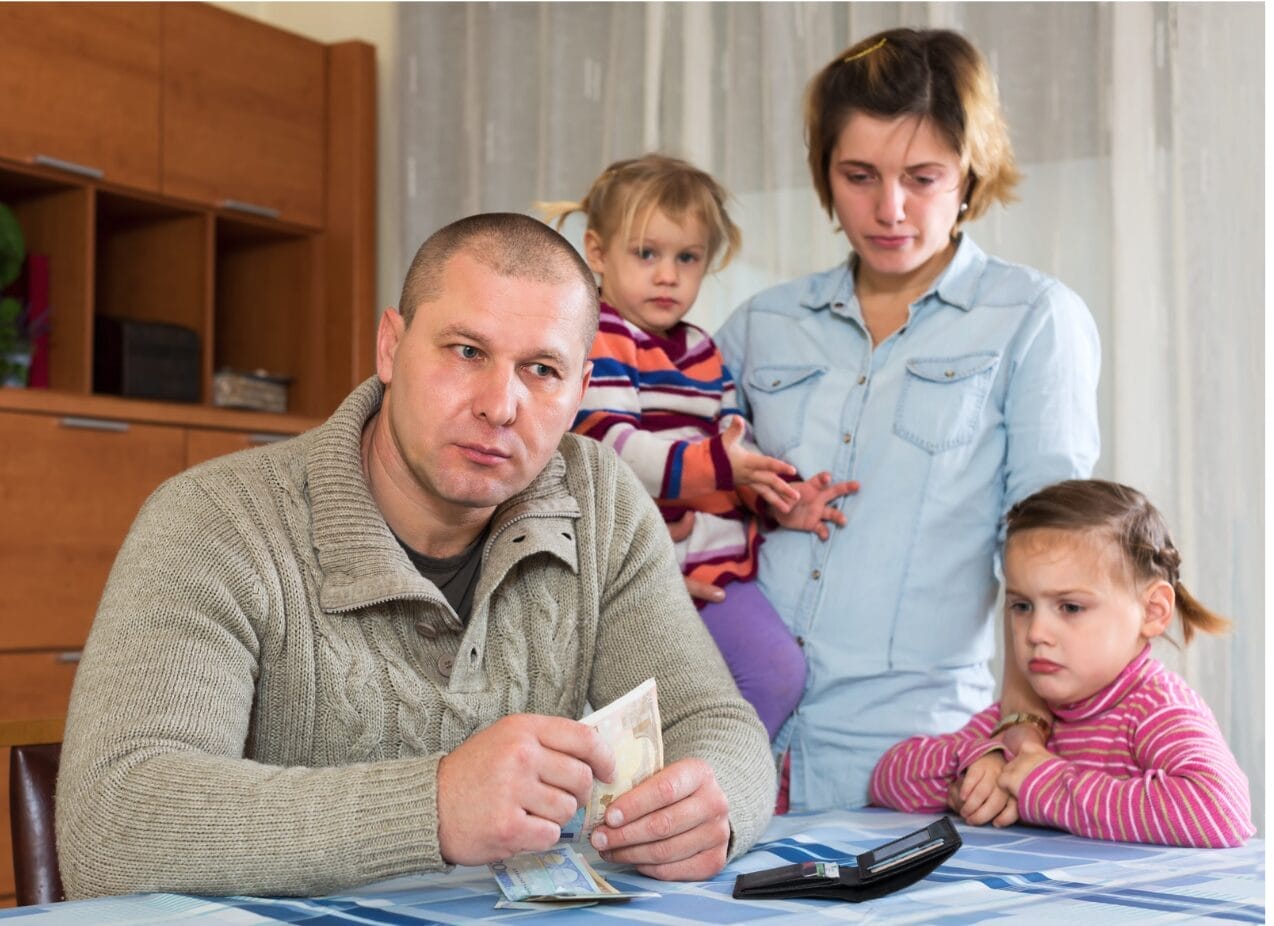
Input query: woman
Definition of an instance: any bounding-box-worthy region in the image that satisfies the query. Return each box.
[715,28,1100,812]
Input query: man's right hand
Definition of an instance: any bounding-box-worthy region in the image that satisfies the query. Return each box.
[436,714,616,865]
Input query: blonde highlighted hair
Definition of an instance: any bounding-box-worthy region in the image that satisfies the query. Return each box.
[1004,480,1230,645]
[539,153,741,271]
[805,28,1021,227]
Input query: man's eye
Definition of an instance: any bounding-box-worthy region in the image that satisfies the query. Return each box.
[456,345,481,360]
[528,363,558,379]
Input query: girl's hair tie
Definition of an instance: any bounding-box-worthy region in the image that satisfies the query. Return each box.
[843,37,887,64]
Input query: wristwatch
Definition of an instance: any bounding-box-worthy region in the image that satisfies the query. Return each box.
[990,711,1051,740]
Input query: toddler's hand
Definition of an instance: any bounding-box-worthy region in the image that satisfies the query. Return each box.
[772,472,859,540]
[998,741,1056,797]
[952,752,1018,827]
[720,417,800,512]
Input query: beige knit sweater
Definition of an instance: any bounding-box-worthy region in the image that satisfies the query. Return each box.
[56,378,774,899]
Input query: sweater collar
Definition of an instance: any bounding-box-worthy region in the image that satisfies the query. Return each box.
[306,377,580,614]
[1051,645,1158,722]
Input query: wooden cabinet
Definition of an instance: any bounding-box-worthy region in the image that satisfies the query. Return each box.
[0,3,162,192]
[162,4,327,228]
[0,7,376,904]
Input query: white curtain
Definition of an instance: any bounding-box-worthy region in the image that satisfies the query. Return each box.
[400,1,1264,829]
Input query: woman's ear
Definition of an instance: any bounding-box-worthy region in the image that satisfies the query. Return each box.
[1140,579,1175,640]
[582,229,607,276]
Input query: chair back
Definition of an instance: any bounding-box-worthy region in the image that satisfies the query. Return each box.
[5,719,66,907]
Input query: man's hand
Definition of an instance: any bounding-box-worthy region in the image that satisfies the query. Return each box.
[998,740,1055,797]
[948,752,1018,827]
[771,472,859,540]
[587,757,731,881]
[720,416,800,513]
[436,714,615,866]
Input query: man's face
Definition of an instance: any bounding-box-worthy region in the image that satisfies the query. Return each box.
[376,252,594,520]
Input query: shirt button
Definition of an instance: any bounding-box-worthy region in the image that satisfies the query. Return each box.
[944,370,955,378]
[415,621,436,640]
[842,433,852,444]
[811,570,821,580]
[771,379,782,387]
[437,655,454,678]
[857,375,867,385]
[795,635,805,647]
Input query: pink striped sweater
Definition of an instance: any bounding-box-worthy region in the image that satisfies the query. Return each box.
[869,647,1253,847]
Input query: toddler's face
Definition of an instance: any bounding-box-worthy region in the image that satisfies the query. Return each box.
[584,208,709,337]
[1004,528,1166,706]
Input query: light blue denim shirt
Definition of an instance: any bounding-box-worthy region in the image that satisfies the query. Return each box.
[716,235,1100,810]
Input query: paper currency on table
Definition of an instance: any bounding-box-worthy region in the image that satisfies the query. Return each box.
[489,845,658,906]
[577,676,664,841]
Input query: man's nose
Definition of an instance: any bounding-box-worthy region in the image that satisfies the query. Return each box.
[473,365,519,426]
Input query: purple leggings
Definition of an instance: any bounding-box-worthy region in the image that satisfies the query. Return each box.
[697,581,807,740]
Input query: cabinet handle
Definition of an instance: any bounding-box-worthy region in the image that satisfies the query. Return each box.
[221,199,282,220]
[59,416,129,433]
[247,433,289,446]
[34,154,105,180]
[56,651,82,664]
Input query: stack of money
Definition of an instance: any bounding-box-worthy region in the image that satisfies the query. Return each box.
[490,845,657,909]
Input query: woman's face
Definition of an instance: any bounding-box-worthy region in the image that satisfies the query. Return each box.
[828,111,966,286]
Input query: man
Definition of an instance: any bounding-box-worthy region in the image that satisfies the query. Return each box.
[56,214,775,898]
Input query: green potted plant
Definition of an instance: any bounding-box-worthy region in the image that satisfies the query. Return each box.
[0,202,30,386]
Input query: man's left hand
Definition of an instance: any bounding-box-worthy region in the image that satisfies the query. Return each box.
[588,757,730,880]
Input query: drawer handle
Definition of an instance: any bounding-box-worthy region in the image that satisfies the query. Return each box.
[221,199,282,220]
[59,416,129,433]
[247,433,289,446]
[34,154,105,180]
[56,651,82,664]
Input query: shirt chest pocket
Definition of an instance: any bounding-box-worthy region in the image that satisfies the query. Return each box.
[745,364,828,455]
[893,352,1000,453]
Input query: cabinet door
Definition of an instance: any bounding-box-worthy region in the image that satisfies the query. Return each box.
[0,2,161,190]
[161,3,326,228]
[0,411,185,650]
[185,427,289,468]
[0,652,78,907]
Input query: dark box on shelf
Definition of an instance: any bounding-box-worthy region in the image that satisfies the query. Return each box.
[93,316,201,403]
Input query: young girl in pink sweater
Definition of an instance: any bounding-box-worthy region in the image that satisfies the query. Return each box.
[869,479,1254,847]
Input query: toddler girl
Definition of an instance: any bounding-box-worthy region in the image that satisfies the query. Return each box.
[869,479,1253,847]
[541,154,856,740]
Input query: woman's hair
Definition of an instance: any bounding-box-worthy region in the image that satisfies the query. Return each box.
[538,153,742,271]
[804,28,1021,225]
[1004,480,1230,645]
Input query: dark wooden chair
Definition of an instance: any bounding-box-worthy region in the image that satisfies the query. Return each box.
[3,719,65,906]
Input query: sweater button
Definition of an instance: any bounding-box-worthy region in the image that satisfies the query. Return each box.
[437,655,454,678]
[415,621,436,640]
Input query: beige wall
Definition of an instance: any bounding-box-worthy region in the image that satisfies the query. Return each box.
[215,2,402,321]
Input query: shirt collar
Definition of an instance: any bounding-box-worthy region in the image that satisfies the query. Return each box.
[1051,644,1157,722]
[798,234,988,315]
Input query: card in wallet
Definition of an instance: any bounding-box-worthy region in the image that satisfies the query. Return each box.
[732,816,961,903]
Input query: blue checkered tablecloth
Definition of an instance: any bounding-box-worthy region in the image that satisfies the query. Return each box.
[3,808,1263,924]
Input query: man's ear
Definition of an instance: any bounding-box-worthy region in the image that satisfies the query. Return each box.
[577,359,593,405]
[582,229,607,276]
[376,308,406,385]
[1140,579,1175,640]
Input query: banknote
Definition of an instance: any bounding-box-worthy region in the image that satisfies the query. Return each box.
[489,845,657,905]
[577,677,664,841]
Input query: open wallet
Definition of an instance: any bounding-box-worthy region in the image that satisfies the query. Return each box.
[732,816,962,903]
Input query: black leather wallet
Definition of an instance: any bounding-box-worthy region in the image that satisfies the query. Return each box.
[732,816,961,903]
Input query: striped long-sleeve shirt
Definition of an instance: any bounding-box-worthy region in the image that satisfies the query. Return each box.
[573,303,761,590]
[868,647,1254,848]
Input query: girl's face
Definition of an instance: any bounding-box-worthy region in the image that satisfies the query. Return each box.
[583,208,709,337]
[1004,528,1173,706]
[828,111,966,289]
